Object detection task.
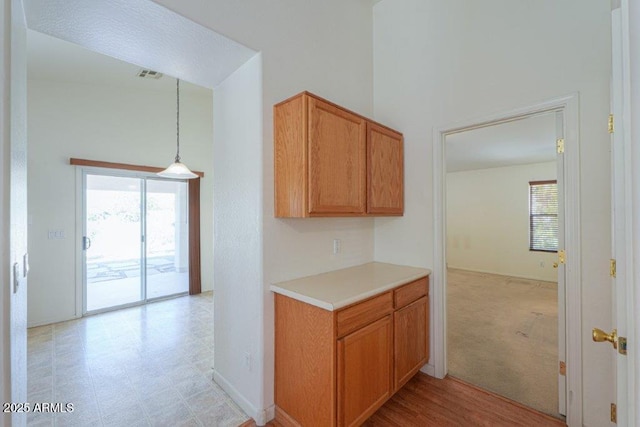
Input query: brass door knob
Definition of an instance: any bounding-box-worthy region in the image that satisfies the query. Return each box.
[553,262,558,268]
[592,328,618,349]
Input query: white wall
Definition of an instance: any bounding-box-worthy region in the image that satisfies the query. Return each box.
[211,53,264,420]
[153,0,375,422]
[447,162,557,282]
[373,1,611,425]
[27,78,214,326]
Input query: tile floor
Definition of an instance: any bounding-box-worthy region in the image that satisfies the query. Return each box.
[27,292,249,427]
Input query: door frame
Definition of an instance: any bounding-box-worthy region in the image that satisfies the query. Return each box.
[2,0,28,424]
[432,93,581,425]
[611,1,637,425]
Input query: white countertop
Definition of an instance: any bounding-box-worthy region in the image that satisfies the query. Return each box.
[270,262,431,311]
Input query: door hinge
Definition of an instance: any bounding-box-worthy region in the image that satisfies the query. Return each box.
[556,138,565,154]
[559,361,566,376]
[609,114,615,134]
[558,249,566,265]
[611,403,617,423]
[610,259,617,278]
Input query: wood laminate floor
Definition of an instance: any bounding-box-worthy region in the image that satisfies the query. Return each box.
[255,373,565,427]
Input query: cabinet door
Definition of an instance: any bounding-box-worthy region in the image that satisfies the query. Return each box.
[367,123,403,214]
[394,296,428,391]
[337,316,393,427]
[308,97,366,214]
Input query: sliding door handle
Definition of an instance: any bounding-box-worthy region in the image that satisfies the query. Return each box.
[83,236,92,250]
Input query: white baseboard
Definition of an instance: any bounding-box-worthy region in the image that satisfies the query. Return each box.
[27,313,81,328]
[259,405,275,426]
[420,363,435,377]
[212,370,274,425]
[446,266,556,283]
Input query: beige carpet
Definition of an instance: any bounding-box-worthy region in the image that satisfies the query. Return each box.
[447,268,559,417]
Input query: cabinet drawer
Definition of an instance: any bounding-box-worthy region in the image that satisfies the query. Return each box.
[337,292,393,338]
[394,277,428,309]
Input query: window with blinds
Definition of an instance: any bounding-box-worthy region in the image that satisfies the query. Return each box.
[529,180,558,252]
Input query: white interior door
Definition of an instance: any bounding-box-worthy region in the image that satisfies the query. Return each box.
[555,111,566,417]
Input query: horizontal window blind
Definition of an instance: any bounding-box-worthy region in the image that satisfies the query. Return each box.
[529,180,558,252]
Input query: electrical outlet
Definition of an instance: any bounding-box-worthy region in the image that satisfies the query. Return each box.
[333,239,341,255]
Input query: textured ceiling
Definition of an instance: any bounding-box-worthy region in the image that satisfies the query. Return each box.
[446,112,557,172]
[27,30,211,95]
[25,0,553,173]
[24,0,257,90]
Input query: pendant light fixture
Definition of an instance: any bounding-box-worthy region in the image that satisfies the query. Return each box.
[158,78,198,179]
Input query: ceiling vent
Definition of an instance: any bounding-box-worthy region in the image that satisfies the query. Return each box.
[136,69,163,79]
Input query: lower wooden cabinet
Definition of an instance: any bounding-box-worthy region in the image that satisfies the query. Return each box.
[274,276,429,427]
[394,296,429,390]
[338,316,393,427]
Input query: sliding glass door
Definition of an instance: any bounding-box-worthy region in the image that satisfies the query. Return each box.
[83,172,189,314]
[146,179,189,299]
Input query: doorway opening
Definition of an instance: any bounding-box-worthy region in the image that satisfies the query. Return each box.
[83,171,190,313]
[432,93,582,425]
[15,0,263,421]
[444,112,563,418]
[25,29,211,324]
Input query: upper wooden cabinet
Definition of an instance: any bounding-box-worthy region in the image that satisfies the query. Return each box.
[308,97,367,214]
[274,92,403,217]
[367,123,404,214]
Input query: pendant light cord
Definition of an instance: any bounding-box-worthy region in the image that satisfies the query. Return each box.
[175,78,181,163]
[157,77,197,179]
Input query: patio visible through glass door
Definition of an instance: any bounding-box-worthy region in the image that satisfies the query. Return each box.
[146,179,189,299]
[84,172,189,313]
[85,174,143,312]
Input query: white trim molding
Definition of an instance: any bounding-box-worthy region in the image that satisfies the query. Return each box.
[629,0,640,423]
[213,369,273,426]
[614,1,638,425]
[420,363,435,377]
[432,93,581,426]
